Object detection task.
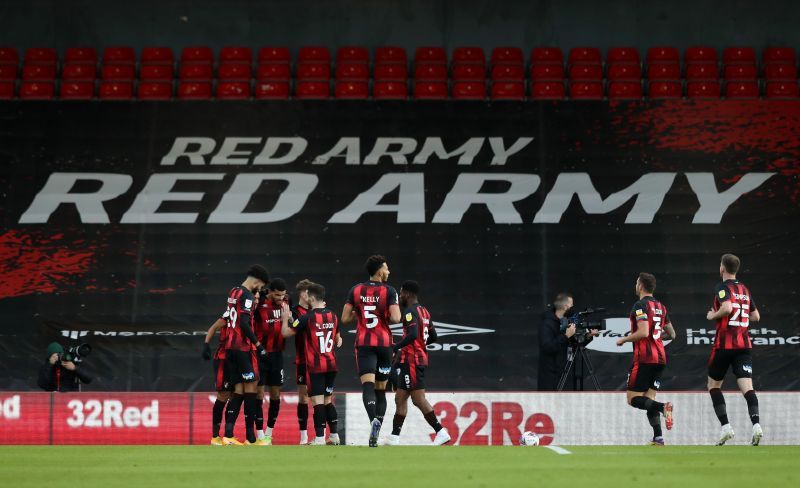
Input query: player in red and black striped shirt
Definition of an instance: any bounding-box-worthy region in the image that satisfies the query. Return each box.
[201,308,233,446]
[387,281,450,446]
[291,279,314,444]
[616,273,676,445]
[341,255,401,447]
[705,253,763,446]
[282,283,342,445]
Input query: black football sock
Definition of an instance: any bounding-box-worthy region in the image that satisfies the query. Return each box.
[326,403,339,434]
[224,393,243,438]
[313,404,327,438]
[424,410,443,433]
[375,389,387,422]
[630,396,664,413]
[709,388,729,425]
[268,398,281,429]
[392,414,406,435]
[744,390,760,424]
[212,399,226,437]
[647,411,663,438]
[243,393,257,443]
[362,382,376,421]
[297,402,308,431]
[255,399,264,431]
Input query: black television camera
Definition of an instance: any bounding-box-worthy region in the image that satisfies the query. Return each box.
[60,343,92,363]
[560,308,607,345]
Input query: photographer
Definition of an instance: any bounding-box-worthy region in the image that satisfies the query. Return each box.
[538,293,576,390]
[37,342,92,392]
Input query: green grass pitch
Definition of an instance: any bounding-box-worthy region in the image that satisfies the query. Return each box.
[2,445,797,488]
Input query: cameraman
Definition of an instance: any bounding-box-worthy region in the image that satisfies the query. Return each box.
[538,293,577,391]
[37,342,92,392]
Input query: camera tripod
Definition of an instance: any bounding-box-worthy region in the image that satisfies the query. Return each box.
[557,342,601,391]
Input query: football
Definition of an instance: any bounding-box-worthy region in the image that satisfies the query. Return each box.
[519,431,540,446]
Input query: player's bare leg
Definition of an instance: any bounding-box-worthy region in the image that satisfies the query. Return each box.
[736,377,762,445]
[223,383,246,445]
[297,384,310,444]
[708,377,735,445]
[388,389,410,445]
[324,395,340,445]
[211,390,230,445]
[262,386,281,444]
[627,390,669,445]
[411,390,450,445]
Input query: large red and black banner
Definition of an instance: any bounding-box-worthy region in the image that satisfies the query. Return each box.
[0,101,798,392]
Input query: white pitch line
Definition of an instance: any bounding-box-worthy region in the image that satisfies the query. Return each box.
[544,445,572,455]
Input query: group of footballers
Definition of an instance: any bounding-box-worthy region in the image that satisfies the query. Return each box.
[202,254,450,446]
[617,253,763,446]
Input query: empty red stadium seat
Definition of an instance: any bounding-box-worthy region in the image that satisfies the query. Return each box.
[569,64,603,80]
[137,82,173,100]
[569,82,603,100]
[181,46,213,64]
[763,47,796,65]
[298,46,331,64]
[685,63,719,80]
[101,64,135,81]
[179,64,213,81]
[453,47,485,65]
[491,64,524,81]
[374,64,407,81]
[686,81,721,99]
[296,81,330,99]
[297,63,330,80]
[452,64,485,81]
[98,82,133,100]
[258,47,291,65]
[25,47,57,65]
[218,63,252,81]
[648,63,681,81]
[531,81,565,100]
[685,46,717,64]
[765,82,799,99]
[608,81,642,100]
[453,81,485,100]
[60,81,94,100]
[607,64,641,81]
[62,64,96,81]
[490,82,524,100]
[141,47,174,65]
[220,47,252,64]
[723,47,756,65]
[0,82,14,99]
[646,46,680,64]
[103,47,135,65]
[65,47,96,65]
[336,46,369,64]
[375,46,407,65]
[335,63,369,81]
[531,64,564,81]
[648,81,682,99]
[415,47,447,65]
[531,47,564,65]
[414,63,447,81]
[335,81,368,99]
[140,64,173,81]
[607,47,640,65]
[256,63,290,81]
[724,64,757,80]
[178,82,212,100]
[19,81,54,99]
[217,81,251,99]
[255,81,290,99]
[491,47,524,66]
[725,81,759,99]
[0,64,16,81]
[0,47,19,65]
[764,64,797,80]
[413,81,447,99]
[373,81,407,100]
[22,64,56,81]
[568,47,601,65]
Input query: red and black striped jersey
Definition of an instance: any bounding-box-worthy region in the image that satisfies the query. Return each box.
[292,304,309,365]
[399,304,434,366]
[253,296,288,352]
[214,308,231,360]
[712,280,757,350]
[291,307,339,374]
[223,286,256,352]
[346,280,399,347]
[628,296,669,365]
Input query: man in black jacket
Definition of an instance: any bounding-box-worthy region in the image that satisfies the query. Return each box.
[37,342,92,392]
[538,293,577,390]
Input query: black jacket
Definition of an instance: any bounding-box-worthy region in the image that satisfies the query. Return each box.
[38,360,92,392]
[537,309,569,391]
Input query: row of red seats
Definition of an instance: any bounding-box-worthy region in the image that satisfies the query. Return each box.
[2,80,797,100]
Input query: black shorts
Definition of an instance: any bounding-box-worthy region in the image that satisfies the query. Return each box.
[627,363,665,392]
[296,363,307,385]
[396,362,426,391]
[213,357,233,392]
[228,350,259,384]
[356,345,393,380]
[308,371,337,397]
[708,348,753,381]
[259,351,284,387]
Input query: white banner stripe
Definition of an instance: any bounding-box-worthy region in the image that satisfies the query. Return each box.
[545,445,572,455]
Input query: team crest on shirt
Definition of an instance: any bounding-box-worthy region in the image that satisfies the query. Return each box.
[405,313,413,322]
[719,290,726,299]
